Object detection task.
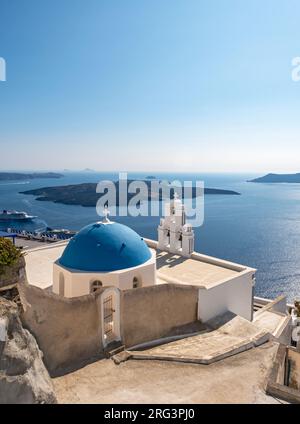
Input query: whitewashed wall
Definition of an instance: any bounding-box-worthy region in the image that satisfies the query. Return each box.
[197,271,255,322]
[53,250,156,298]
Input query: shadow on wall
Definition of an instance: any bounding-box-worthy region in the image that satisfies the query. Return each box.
[121,283,199,347]
[19,282,200,377]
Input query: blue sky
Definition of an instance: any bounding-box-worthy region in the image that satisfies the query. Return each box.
[0,0,300,172]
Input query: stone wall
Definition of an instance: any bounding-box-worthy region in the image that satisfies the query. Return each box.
[19,283,199,376]
[0,257,26,290]
[266,344,300,404]
[19,283,104,377]
[121,283,199,347]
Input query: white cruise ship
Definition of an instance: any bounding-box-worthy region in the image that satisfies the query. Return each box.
[0,210,37,222]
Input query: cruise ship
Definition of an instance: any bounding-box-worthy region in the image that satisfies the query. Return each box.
[0,210,37,221]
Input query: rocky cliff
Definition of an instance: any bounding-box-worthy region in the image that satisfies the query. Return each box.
[0,257,26,291]
[0,298,57,404]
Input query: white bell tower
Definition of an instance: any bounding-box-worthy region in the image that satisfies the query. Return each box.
[158,193,194,257]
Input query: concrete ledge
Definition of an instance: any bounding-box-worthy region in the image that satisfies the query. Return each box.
[255,295,287,317]
[266,382,300,404]
[265,344,300,404]
[272,315,292,341]
[145,238,256,274]
[25,240,68,254]
[128,330,270,366]
[129,340,253,365]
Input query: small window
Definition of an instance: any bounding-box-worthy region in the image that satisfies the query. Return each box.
[91,280,103,293]
[133,277,141,289]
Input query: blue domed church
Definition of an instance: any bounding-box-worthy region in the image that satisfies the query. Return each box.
[53,214,156,298]
[22,197,256,352]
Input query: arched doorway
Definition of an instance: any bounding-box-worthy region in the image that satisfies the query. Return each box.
[100,287,121,348]
[91,280,103,293]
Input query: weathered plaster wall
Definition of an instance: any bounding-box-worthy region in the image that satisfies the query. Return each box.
[19,282,199,375]
[19,283,104,377]
[121,283,199,347]
[288,349,300,390]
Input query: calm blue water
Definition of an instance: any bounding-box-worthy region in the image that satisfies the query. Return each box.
[1,171,300,301]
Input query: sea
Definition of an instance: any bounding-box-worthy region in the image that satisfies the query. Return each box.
[1,171,300,302]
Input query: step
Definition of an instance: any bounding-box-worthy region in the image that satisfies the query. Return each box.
[104,342,125,358]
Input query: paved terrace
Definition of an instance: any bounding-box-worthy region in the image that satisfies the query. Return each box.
[156,251,240,287]
[119,303,290,365]
[144,239,255,289]
[53,306,290,404]
[53,341,281,404]
[24,241,68,289]
[127,312,269,364]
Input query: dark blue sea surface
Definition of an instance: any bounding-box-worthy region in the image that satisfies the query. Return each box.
[1,171,300,301]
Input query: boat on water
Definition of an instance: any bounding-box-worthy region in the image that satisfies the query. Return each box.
[0,210,37,222]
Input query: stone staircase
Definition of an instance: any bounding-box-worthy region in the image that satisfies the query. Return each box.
[114,312,271,365]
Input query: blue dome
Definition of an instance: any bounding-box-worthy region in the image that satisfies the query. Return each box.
[59,222,152,272]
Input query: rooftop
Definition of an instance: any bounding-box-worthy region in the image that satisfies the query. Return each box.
[25,242,67,289]
[24,237,255,290]
[156,251,240,288]
[146,239,255,289]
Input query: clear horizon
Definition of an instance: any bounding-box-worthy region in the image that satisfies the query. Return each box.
[0,169,278,176]
[1,0,300,172]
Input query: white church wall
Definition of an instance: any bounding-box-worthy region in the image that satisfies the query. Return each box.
[53,249,156,298]
[53,262,110,297]
[197,271,255,322]
[118,260,156,289]
[63,270,75,298]
[67,274,93,297]
[52,264,60,294]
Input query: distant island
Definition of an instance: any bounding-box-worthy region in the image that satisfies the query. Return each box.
[0,172,63,181]
[249,173,300,183]
[145,176,156,180]
[21,180,240,207]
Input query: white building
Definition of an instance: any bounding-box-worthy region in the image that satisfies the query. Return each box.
[158,194,194,257]
[25,198,256,329]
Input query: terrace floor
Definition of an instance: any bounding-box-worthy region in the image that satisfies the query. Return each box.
[53,341,281,404]
[24,241,67,289]
[156,250,240,288]
[128,312,269,364]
